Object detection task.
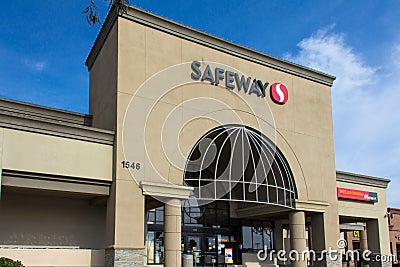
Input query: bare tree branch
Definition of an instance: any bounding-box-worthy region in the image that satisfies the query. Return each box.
[83,0,129,25]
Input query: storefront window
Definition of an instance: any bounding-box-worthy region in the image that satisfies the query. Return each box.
[147,207,164,225]
[253,227,263,250]
[241,222,274,253]
[182,206,204,226]
[182,201,230,227]
[146,231,164,264]
[147,232,155,264]
[263,228,273,250]
[242,226,252,250]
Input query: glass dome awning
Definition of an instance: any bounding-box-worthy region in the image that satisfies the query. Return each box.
[184,125,297,208]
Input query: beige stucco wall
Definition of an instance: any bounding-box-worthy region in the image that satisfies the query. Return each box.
[0,128,113,181]
[87,13,340,250]
[115,17,336,199]
[89,23,118,131]
[337,180,391,255]
[112,16,339,248]
[0,249,104,267]
[0,192,106,249]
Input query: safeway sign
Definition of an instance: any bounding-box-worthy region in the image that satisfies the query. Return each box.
[190,61,289,104]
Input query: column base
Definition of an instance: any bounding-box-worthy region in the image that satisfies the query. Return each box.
[105,248,146,267]
[313,254,342,267]
[381,260,393,267]
[366,253,394,267]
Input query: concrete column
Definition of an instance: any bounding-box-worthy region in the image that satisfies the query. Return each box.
[105,180,146,267]
[366,220,385,267]
[360,230,369,267]
[289,211,307,267]
[311,213,326,252]
[164,199,182,267]
[366,220,380,253]
[311,213,327,267]
[360,230,368,251]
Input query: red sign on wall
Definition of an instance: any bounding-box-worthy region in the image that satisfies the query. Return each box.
[337,187,378,203]
[270,83,289,104]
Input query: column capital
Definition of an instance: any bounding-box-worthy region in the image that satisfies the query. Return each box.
[294,200,329,213]
[289,210,306,223]
[139,181,193,199]
[164,198,182,206]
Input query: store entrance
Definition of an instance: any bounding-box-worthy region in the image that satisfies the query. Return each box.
[182,233,238,267]
[184,234,213,266]
[146,200,275,266]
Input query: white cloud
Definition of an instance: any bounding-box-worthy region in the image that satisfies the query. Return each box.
[33,61,46,71]
[23,58,47,72]
[393,44,400,70]
[285,27,400,207]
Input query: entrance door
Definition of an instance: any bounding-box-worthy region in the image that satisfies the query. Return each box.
[184,234,221,267]
[203,236,218,266]
[352,241,360,267]
[187,235,203,266]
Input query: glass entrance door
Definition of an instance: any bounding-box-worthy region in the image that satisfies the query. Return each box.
[187,235,203,266]
[184,234,220,267]
[203,236,217,266]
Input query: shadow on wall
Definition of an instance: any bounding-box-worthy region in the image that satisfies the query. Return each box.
[0,192,106,249]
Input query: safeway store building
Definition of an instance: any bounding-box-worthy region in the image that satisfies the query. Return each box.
[0,3,392,267]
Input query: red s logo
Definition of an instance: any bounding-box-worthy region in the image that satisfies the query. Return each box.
[270,83,288,104]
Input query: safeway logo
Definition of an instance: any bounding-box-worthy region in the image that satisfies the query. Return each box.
[270,83,289,104]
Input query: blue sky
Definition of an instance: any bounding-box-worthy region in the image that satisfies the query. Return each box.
[1,1,399,206]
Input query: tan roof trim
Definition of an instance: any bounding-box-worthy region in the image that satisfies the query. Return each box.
[0,97,114,145]
[336,170,391,188]
[0,97,92,125]
[85,4,119,71]
[85,4,336,86]
[1,169,111,197]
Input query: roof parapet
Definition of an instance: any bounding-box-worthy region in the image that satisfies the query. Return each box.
[85,3,336,86]
[336,170,391,188]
